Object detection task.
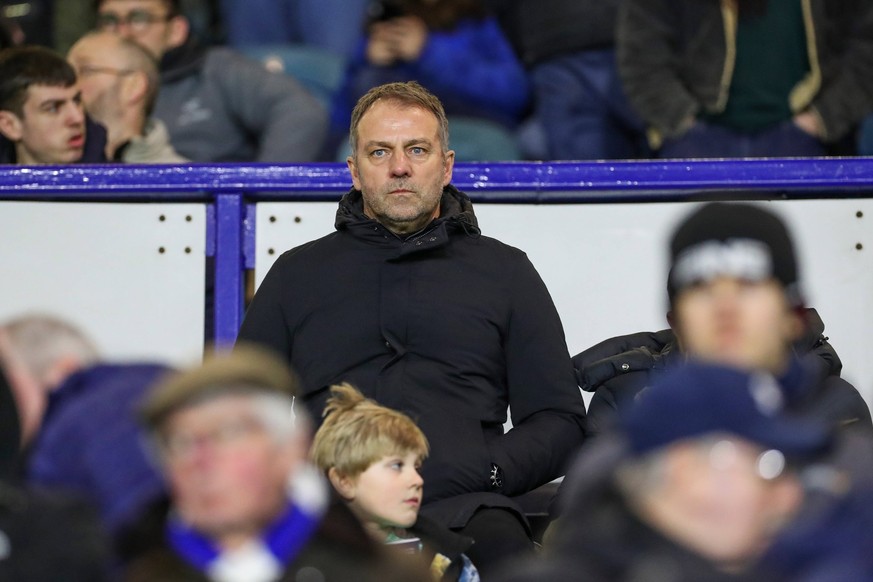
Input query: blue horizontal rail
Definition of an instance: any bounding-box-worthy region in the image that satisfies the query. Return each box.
[0,158,872,200]
[2,158,873,345]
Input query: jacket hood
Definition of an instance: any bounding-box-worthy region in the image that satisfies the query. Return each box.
[334,184,480,236]
[160,36,208,84]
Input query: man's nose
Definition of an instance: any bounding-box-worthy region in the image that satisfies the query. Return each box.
[114,22,137,39]
[68,103,85,126]
[390,151,412,176]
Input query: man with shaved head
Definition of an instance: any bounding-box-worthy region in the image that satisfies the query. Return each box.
[68,31,186,162]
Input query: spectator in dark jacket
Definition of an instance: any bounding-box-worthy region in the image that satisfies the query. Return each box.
[495,362,873,581]
[0,45,107,164]
[485,0,646,160]
[617,0,873,157]
[574,201,871,439]
[237,81,586,576]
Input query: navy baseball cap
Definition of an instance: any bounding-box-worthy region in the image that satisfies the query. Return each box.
[619,361,832,458]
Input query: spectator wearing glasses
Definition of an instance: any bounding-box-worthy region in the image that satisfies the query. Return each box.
[68,31,187,163]
[0,45,107,164]
[495,362,873,581]
[93,0,329,163]
[118,345,427,581]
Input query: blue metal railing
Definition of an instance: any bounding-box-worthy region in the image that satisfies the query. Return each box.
[2,158,873,345]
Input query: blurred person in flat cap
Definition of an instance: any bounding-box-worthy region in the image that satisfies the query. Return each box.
[573,200,870,437]
[118,343,427,582]
[494,361,873,581]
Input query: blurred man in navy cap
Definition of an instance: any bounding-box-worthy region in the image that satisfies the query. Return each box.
[575,200,871,436]
[494,361,873,581]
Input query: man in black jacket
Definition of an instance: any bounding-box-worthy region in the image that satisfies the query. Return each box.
[237,81,587,577]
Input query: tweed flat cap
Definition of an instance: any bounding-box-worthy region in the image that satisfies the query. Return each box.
[141,343,299,428]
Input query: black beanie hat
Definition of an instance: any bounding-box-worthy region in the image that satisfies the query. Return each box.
[668,202,803,307]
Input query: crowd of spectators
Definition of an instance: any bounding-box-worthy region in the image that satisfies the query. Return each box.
[1,0,873,162]
[2,1,873,580]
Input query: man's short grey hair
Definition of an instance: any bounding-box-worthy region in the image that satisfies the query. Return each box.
[2,314,99,383]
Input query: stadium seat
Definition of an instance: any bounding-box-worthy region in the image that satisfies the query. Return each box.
[238,43,347,109]
[335,115,522,162]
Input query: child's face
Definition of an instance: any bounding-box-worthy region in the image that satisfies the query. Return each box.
[347,452,424,532]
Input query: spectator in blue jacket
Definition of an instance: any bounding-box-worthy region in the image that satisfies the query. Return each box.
[0,313,170,537]
[329,0,530,159]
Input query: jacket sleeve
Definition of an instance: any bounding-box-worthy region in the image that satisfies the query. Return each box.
[413,18,531,121]
[489,253,587,496]
[616,0,700,141]
[236,253,295,359]
[209,49,329,162]
[809,0,873,142]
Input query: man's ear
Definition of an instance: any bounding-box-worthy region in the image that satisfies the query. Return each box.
[328,467,356,500]
[166,15,190,50]
[0,110,24,141]
[347,155,362,191]
[122,71,150,108]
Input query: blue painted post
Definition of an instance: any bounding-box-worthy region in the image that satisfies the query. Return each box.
[213,192,245,348]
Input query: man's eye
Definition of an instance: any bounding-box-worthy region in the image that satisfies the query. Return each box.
[410,147,425,155]
[370,149,386,158]
[128,11,153,25]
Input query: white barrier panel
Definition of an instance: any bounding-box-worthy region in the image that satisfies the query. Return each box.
[255,199,873,412]
[0,202,206,366]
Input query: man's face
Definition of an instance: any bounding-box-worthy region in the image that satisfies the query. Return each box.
[67,34,128,126]
[342,452,423,533]
[347,99,454,235]
[655,437,801,570]
[96,0,186,59]
[0,84,86,164]
[160,394,300,541]
[673,277,801,374]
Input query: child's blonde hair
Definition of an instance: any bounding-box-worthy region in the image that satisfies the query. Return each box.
[311,383,429,478]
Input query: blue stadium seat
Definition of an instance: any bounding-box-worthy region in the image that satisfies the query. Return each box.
[238,43,347,109]
[336,115,522,162]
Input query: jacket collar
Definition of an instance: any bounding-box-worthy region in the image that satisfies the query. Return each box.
[160,36,208,83]
[334,184,480,254]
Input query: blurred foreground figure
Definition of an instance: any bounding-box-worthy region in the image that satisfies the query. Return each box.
[0,313,169,536]
[496,362,873,581]
[119,344,426,582]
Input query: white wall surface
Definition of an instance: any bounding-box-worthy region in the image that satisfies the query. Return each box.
[255,199,873,412]
[0,201,206,367]
[3,198,867,410]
